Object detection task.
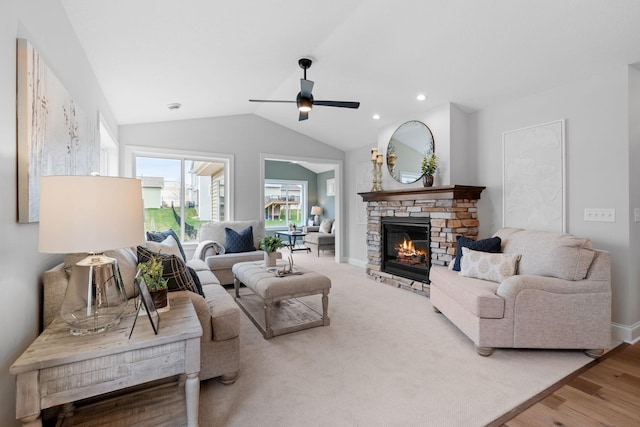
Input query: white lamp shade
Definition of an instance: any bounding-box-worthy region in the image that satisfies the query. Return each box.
[39,176,145,254]
[310,206,322,216]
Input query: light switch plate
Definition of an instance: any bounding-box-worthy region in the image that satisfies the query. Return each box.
[635,208,640,223]
[584,208,616,222]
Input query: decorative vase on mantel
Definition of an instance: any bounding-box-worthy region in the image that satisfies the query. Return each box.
[422,175,434,187]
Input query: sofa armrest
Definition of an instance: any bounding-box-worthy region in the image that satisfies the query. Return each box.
[303,226,320,233]
[497,275,610,299]
[192,239,222,261]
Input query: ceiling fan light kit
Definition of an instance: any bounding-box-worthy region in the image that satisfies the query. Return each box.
[249,58,360,121]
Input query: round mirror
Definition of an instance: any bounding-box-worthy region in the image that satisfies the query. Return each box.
[386,121,435,183]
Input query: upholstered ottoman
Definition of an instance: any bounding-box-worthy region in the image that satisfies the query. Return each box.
[232,261,331,339]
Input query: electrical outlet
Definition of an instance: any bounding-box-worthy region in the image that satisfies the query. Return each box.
[584,208,616,222]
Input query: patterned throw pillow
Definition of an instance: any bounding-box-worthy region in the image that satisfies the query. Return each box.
[452,235,502,271]
[145,236,183,259]
[136,246,199,295]
[319,219,333,234]
[146,229,186,261]
[459,247,521,283]
[225,226,255,253]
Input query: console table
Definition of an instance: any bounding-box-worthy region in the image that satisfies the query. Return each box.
[10,294,202,427]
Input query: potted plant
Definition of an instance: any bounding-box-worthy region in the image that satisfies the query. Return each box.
[421,152,438,187]
[137,254,169,310]
[260,236,283,267]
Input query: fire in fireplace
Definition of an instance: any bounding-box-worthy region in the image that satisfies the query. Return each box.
[381,217,431,283]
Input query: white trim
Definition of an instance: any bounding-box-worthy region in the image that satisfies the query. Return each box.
[611,321,640,344]
[260,153,343,263]
[124,145,235,221]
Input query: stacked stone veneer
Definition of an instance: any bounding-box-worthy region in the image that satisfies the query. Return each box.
[360,185,485,297]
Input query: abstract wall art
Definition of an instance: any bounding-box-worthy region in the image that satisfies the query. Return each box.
[16,38,99,223]
[502,120,565,233]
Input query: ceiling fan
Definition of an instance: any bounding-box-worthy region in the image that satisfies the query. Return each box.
[249,58,360,121]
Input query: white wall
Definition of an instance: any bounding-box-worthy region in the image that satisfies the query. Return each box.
[472,65,636,340]
[1,1,117,426]
[628,65,640,335]
[119,115,345,222]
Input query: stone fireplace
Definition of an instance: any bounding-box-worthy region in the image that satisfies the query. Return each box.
[359,185,485,296]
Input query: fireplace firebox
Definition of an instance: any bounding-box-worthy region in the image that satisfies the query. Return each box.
[381,217,431,283]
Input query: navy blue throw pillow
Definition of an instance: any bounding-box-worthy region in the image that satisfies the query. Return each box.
[452,235,502,271]
[225,226,255,253]
[146,229,186,262]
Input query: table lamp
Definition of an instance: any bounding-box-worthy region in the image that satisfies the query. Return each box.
[310,206,322,225]
[39,176,145,335]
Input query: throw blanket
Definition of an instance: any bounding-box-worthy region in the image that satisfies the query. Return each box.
[193,240,225,260]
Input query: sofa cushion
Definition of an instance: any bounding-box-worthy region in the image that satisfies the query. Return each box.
[145,235,183,259]
[225,226,256,253]
[460,247,521,283]
[452,235,502,271]
[494,228,596,280]
[205,251,266,271]
[146,229,186,261]
[304,233,335,245]
[198,220,265,251]
[429,266,504,319]
[137,246,199,295]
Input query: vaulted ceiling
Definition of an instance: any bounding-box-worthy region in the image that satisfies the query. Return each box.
[61,0,640,152]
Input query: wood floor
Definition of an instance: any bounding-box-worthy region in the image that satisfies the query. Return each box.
[490,341,640,427]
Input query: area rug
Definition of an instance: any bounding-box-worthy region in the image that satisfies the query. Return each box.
[199,253,592,426]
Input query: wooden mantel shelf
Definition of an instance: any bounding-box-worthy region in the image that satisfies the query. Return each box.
[358,185,485,202]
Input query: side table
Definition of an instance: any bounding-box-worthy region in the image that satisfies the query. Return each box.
[10,294,202,427]
[276,230,311,253]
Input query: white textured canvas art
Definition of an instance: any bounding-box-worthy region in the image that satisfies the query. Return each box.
[502,120,565,233]
[17,39,99,223]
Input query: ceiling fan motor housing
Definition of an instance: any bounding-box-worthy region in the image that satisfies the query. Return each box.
[297,92,313,112]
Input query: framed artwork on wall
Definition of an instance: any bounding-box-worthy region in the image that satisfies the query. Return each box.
[502,119,565,233]
[326,178,335,196]
[16,38,99,223]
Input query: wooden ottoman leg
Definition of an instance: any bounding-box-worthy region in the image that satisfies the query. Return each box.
[234,277,241,298]
[264,302,274,339]
[322,290,330,326]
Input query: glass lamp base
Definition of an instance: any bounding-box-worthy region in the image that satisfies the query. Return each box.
[61,254,129,336]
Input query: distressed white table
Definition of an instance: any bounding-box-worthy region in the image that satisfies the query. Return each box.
[10,294,202,427]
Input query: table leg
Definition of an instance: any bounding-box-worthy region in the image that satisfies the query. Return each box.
[234,277,241,298]
[322,290,330,326]
[264,302,274,339]
[185,372,200,427]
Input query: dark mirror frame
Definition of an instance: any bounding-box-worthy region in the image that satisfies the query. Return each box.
[386,120,435,184]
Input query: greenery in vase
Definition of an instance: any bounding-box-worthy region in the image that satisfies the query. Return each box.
[260,236,284,253]
[421,152,438,176]
[137,254,168,292]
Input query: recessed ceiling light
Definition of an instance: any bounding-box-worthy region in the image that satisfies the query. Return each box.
[416,94,426,101]
[167,103,182,110]
[372,114,381,120]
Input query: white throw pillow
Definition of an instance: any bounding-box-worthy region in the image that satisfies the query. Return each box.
[145,235,183,259]
[459,247,521,283]
[319,219,333,234]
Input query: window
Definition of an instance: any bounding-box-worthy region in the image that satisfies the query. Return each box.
[99,114,118,176]
[264,179,307,229]
[127,147,232,244]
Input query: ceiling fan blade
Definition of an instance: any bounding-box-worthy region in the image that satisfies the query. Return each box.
[299,110,309,121]
[314,100,360,109]
[300,79,314,97]
[249,99,296,103]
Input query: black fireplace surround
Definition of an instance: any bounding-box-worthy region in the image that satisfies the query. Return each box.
[381,217,431,283]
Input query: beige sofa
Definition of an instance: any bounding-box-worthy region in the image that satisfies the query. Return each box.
[42,247,241,384]
[429,227,611,357]
[303,219,336,256]
[194,220,281,285]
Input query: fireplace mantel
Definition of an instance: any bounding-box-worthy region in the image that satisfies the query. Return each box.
[358,185,485,202]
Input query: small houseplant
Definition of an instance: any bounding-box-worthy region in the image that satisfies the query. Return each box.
[420,152,438,187]
[260,236,283,267]
[137,254,169,309]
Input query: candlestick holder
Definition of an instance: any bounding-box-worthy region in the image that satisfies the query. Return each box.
[371,159,380,191]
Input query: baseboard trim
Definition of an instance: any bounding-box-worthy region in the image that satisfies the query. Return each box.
[611,321,640,344]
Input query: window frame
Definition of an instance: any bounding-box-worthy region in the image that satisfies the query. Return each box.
[264,179,308,231]
[124,145,234,242]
